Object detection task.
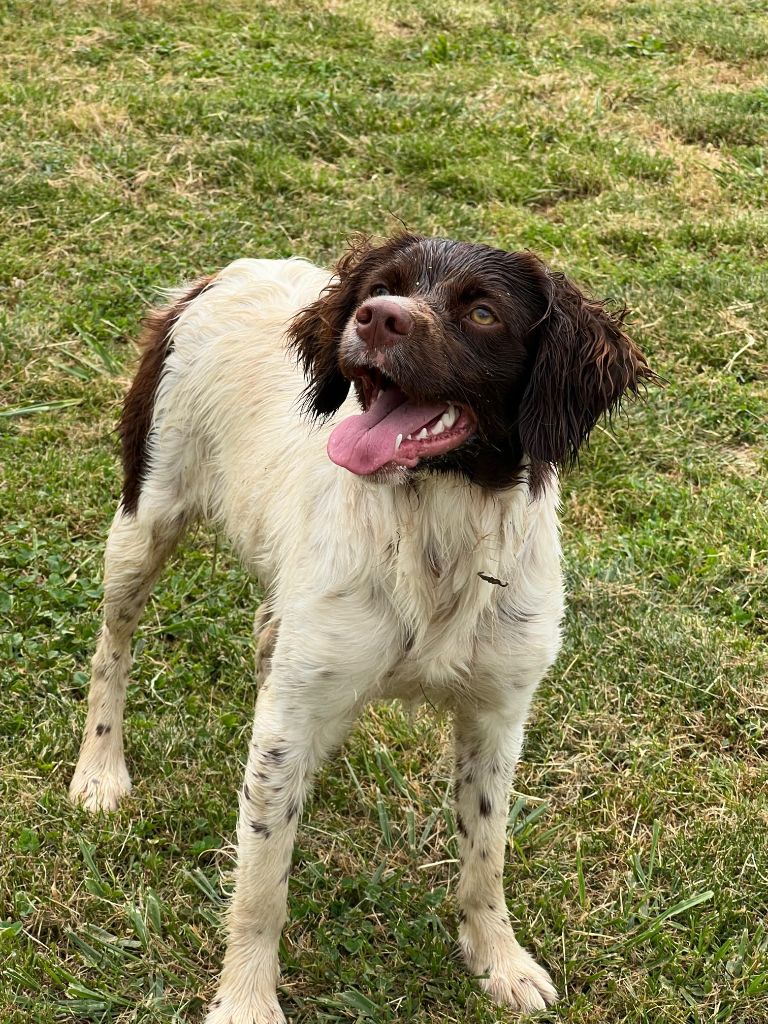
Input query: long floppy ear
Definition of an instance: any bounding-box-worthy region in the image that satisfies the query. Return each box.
[288,232,421,417]
[518,272,659,488]
[287,238,374,417]
[286,235,376,415]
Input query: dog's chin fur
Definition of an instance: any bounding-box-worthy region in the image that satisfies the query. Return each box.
[358,463,412,486]
[70,237,656,1024]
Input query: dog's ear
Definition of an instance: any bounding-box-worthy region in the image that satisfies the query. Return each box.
[287,237,377,418]
[518,272,658,488]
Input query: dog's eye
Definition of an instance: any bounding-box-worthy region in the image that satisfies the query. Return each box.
[370,284,390,298]
[468,306,496,325]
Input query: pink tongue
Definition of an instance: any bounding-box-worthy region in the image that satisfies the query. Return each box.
[328,388,447,475]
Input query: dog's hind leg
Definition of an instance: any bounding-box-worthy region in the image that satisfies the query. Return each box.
[69,497,189,812]
[70,277,211,812]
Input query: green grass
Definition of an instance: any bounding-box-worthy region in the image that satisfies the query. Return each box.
[1,0,767,1021]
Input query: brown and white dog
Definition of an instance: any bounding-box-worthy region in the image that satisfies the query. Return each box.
[70,234,655,1022]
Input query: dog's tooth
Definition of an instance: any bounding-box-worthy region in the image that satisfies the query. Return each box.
[418,427,429,440]
[432,420,445,435]
[441,406,457,429]
[406,433,412,441]
[395,433,403,450]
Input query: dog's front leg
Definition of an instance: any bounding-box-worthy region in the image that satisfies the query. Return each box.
[204,675,360,1024]
[453,705,558,1012]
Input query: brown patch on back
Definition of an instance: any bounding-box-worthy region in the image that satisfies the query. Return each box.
[119,275,216,515]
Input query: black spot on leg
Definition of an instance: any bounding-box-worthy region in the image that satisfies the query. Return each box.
[453,778,462,800]
[212,998,221,1008]
[95,724,111,737]
[488,902,495,910]
[479,847,489,860]
[458,909,466,924]
[456,814,468,838]
[266,747,286,764]
[479,793,492,817]
[111,651,120,662]
[243,783,250,802]
[250,821,271,839]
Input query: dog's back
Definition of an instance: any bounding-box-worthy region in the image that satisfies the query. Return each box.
[119,257,336,571]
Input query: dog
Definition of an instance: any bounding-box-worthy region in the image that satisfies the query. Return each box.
[70,233,655,1022]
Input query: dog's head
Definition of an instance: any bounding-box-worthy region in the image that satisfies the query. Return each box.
[289,233,657,492]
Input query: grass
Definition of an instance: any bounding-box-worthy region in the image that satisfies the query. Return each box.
[1,0,767,1021]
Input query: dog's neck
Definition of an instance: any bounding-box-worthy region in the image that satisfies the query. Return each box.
[339,466,549,576]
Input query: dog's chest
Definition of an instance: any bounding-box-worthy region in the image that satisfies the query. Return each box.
[377,515,511,692]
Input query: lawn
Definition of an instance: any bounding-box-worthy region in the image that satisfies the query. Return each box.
[1,0,767,1021]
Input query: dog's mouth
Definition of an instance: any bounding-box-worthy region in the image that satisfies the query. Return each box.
[327,368,477,476]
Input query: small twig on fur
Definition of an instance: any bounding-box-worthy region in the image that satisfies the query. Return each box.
[478,572,509,587]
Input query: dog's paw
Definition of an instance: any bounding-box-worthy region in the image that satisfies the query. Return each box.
[69,764,132,813]
[478,944,558,1013]
[204,992,286,1024]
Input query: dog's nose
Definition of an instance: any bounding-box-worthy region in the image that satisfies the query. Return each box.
[355,298,413,348]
